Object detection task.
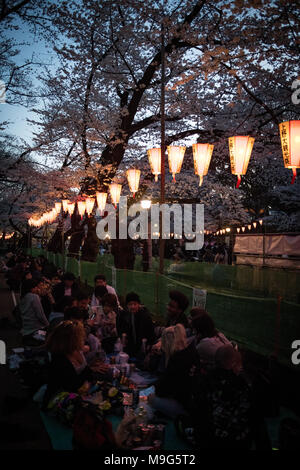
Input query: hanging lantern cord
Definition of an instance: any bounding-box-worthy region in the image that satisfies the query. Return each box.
[236,174,241,189]
[291,168,297,185]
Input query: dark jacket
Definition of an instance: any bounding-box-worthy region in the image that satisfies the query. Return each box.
[117,306,155,357]
[166,311,188,328]
[52,281,79,304]
[43,354,93,407]
[155,341,200,406]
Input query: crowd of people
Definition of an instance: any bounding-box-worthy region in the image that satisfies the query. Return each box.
[1,251,271,450]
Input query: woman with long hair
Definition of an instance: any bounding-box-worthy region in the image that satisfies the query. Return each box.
[149,324,200,419]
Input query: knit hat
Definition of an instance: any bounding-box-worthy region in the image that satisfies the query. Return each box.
[126,292,141,304]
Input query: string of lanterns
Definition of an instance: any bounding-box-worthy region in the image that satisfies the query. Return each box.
[28,120,299,227]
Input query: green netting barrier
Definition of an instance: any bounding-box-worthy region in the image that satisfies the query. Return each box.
[28,249,300,366]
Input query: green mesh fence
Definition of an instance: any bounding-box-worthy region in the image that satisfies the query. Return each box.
[27,249,300,366]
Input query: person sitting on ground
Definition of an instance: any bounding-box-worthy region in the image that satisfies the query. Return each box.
[166,290,189,328]
[52,272,79,304]
[148,324,200,419]
[43,320,108,408]
[100,293,119,353]
[119,292,155,357]
[192,312,232,367]
[6,257,28,291]
[30,260,43,281]
[90,285,108,324]
[91,274,120,308]
[47,296,76,333]
[19,279,49,343]
[187,345,252,449]
[75,291,90,320]
[65,306,101,364]
[186,306,207,338]
[39,278,56,319]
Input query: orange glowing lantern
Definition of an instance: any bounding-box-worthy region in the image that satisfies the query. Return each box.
[279,120,300,184]
[62,200,69,212]
[109,183,122,208]
[67,202,75,216]
[96,192,107,215]
[85,197,95,216]
[147,148,161,182]
[126,169,141,197]
[167,145,186,182]
[55,202,62,214]
[228,136,254,188]
[192,143,213,186]
[259,219,263,226]
[77,200,86,218]
[248,224,251,230]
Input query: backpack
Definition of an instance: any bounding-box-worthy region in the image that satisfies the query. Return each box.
[73,406,116,450]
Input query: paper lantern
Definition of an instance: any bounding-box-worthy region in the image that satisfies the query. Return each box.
[55,202,62,214]
[126,169,141,197]
[279,120,300,184]
[228,136,254,188]
[96,192,107,215]
[85,197,95,216]
[67,202,75,216]
[62,200,69,213]
[147,148,161,182]
[167,145,186,182]
[109,183,122,208]
[192,143,213,186]
[77,200,86,218]
[141,200,151,209]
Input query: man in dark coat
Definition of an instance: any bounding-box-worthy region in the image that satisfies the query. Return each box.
[118,292,155,357]
[166,290,189,328]
[52,272,79,304]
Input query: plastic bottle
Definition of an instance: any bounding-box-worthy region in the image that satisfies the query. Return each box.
[135,395,153,423]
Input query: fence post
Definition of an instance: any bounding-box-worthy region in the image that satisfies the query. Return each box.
[273,295,282,358]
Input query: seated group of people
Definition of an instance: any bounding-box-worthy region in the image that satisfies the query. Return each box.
[3,252,268,449]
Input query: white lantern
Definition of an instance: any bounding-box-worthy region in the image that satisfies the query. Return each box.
[237,228,240,233]
[242,227,245,232]
[85,197,95,216]
[147,148,161,182]
[192,143,213,186]
[109,183,122,208]
[67,202,75,216]
[96,192,107,215]
[55,202,62,214]
[228,136,254,188]
[62,199,70,213]
[248,225,251,230]
[126,169,141,197]
[167,145,186,182]
[279,120,300,184]
[77,200,86,218]
[253,222,257,229]
[141,200,151,209]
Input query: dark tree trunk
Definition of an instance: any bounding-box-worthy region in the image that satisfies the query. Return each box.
[81,215,100,262]
[67,211,85,258]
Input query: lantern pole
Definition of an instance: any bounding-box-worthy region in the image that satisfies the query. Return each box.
[159,16,166,274]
